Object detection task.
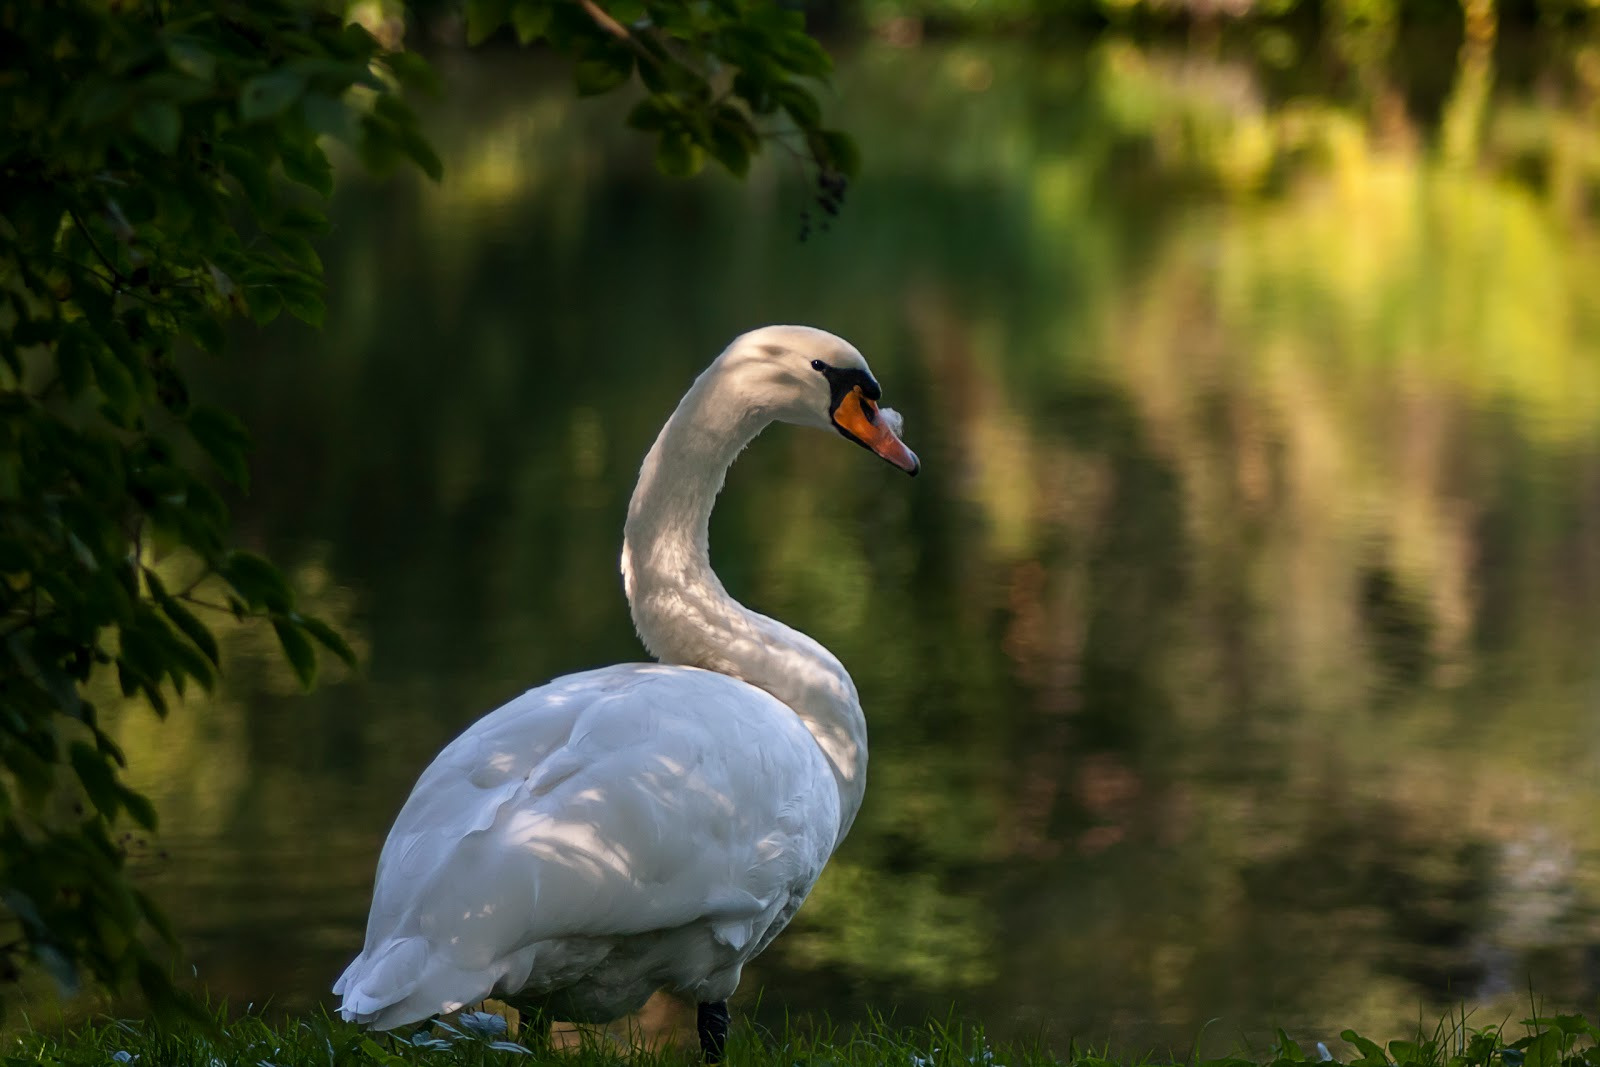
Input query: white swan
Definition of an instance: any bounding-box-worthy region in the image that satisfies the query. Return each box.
[333,326,919,1060]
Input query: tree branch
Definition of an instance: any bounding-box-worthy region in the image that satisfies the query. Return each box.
[578,0,630,40]
[68,209,125,287]
[176,592,240,616]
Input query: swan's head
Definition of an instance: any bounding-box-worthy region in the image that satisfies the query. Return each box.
[718,325,919,475]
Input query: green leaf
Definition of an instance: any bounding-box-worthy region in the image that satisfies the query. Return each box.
[656,130,705,178]
[707,131,750,176]
[188,405,252,488]
[382,50,440,94]
[187,312,226,356]
[270,231,323,273]
[771,80,821,127]
[299,615,358,671]
[132,100,181,154]
[157,592,221,668]
[240,70,308,122]
[4,735,55,803]
[1522,1031,1564,1067]
[465,0,510,45]
[1525,1016,1596,1039]
[574,44,635,97]
[733,69,774,115]
[281,141,334,196]
[1341,1030,1388,1063]
[279,280,326,327]
[773,29,833,77]
[361,1038,408,1067]
[272,618,317,689]
[636,54,672,95]
[400,131,444,183]
[119,786,158,831]
[708,110,756,176]
[511,1,553,44]
[278,205,332,237]
[303,92,360,141]
[816,129,861,177]
[218,144,274,211]
[166,37,218,82]
[627,96,675,132]
[69,740,121,820]
[1388,1041,1424,1065]
[89,343,138,418]
[220,551,293,612]
[245,285,284,325]
[163,626,217,692]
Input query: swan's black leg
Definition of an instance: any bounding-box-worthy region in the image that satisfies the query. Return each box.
[697,1000,731,1063]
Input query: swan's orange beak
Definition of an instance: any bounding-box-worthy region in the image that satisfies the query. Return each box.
[832,387,919,476]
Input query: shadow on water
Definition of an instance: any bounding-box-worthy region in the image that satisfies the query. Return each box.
[85,24,1600,1057]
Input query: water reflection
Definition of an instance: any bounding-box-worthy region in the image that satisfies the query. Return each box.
[102,28,1600,1056]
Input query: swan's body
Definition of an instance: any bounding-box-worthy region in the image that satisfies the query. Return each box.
[334,326,918,1051]
[333,664,837,1027]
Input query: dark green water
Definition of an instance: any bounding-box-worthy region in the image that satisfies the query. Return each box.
[105,31,1600,1055]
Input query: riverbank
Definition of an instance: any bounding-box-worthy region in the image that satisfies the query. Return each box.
[12,1006,1598,1067]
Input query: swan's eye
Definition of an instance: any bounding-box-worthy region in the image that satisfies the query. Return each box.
[810,359,826,372]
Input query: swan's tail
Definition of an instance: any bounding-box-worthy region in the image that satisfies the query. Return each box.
[333,937,490,1030]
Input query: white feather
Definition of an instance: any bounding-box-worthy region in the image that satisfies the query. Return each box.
[335,326,908,1030]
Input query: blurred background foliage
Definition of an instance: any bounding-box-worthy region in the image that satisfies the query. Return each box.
[60,0,1600,1053]
[379,0,1600,35]
[10,0,1600,1053]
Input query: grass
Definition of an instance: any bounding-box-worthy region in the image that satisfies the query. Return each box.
[7,1005,1600,1067]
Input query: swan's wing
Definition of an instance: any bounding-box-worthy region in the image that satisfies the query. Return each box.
[335,663,839,1028]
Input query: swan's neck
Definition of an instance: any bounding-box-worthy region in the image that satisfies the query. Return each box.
[620,365,868,841]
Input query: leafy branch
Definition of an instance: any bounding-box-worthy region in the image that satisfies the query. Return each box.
[467,0,860,202]
[0,0,436,1020]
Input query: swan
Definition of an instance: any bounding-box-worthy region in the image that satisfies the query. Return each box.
[333,325,919,1061]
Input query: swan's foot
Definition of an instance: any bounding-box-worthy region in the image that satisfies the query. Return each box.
[697,1000,730,1063]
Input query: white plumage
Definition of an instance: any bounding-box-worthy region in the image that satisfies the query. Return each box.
[334,326,918,1043]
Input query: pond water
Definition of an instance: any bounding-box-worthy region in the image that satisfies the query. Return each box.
[103,27,1600,1056]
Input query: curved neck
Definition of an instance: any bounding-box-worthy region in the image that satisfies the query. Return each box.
[620,363,868,841]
